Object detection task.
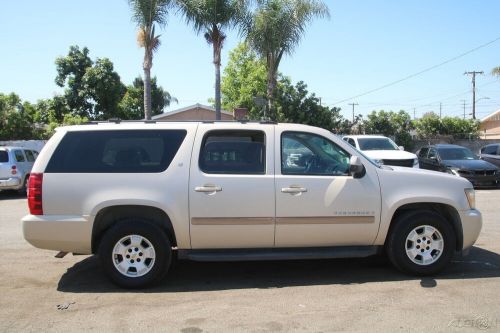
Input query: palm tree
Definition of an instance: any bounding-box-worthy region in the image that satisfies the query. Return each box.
[243,0,329,120]
[177,0,247,120]
[492,67,500,76]
[129,0,172,120]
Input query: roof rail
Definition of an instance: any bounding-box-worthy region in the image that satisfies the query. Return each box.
[82,119,278,125]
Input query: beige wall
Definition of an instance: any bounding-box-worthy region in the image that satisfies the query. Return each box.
[156,107,233,121]
[480,119,500,139]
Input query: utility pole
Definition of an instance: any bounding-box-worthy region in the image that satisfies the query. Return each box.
[460,100,467,119]
[464,71,484,119]
[439,102,442,118]
[348,102,358,122]
[413,108,416,120]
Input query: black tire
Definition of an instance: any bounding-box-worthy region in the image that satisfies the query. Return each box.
[18,175,29,195]
[386,210,456,276]
[98,219,171,288]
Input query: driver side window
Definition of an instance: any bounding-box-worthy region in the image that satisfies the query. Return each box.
[281,132,350,176]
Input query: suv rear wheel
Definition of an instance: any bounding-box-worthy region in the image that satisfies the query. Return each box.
[386,211,456,275]
[98,220,171,288]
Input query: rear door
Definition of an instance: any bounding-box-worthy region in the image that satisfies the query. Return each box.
[0,149,12,179]
[189,124,275,249]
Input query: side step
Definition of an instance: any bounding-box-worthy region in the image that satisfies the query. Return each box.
[177,246,381,262]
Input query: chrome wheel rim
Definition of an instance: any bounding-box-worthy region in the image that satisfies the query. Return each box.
[112,235,156,277]
[405,225,444,266]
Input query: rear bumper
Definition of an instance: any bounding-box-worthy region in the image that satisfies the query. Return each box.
[22,215,93,254]
[459,209,482,250]
[0,177,22,190]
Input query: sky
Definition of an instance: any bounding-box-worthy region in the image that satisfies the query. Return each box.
[1,0,499,121]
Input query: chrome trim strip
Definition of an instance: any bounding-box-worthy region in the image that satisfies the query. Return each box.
[276,216,375,225]
[191,217,275,225]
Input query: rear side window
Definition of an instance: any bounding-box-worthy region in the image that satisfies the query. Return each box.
[14,150,25,162]
[25,150,35,162]
[0,150,8,162]
[199,130,266,174]
[46,130,186,173]
[418,147,429,158]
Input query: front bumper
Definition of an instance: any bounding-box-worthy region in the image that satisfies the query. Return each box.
[461,175,499,187]
[22,214,93,254]
[459,209,482,250]
[0,177,22,190]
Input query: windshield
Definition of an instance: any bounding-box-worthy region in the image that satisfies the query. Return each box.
[358,138,399,151]
[438,147,477,160]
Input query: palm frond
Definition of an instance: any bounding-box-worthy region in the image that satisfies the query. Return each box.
[492,66,500,76]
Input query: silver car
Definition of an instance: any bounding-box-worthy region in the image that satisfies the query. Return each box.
[0,146,38,193]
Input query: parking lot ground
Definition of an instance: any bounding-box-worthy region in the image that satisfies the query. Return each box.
[0,190,499,332]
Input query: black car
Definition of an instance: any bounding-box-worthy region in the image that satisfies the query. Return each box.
[418,144,500,187]
[479,143,500,168]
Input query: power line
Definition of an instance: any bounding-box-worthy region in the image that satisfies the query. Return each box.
[332,36,500,105]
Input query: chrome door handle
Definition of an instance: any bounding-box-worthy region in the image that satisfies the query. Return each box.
[195,185,222,193]
[281,186,307,194]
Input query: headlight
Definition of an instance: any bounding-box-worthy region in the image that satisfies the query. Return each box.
[464,188,475,209]
[446,168,460,176]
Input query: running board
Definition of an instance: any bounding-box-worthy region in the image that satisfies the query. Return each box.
[177,246,381,262]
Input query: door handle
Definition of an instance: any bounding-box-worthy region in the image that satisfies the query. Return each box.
[281,186,307,194]
[195,185,222,193]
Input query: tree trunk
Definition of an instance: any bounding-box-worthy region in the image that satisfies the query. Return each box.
[143,65,152,120]
[266,69,276,121]
[214,60,222,121]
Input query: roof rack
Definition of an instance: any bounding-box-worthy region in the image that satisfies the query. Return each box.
[83,119,278,125]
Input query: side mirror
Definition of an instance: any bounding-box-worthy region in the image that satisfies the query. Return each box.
[349,156,366,179]
[398,146,405,151]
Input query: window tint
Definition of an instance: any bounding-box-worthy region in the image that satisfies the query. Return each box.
[428,148,437,159]
[46,130,186,173]
[418,147,429,158]
[199,130,265,174]
[482,145,498,155]
[438,147,476,160]
[348,138,356,147]
[0,150,8,162]
[358,138,398,151]
[32,150,39,159]
[14,150,25,162]
[281,132,350,176]
[25,150,35,162]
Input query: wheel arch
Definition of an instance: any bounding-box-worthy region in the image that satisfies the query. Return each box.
[91,205,177,254]
[386,203,463,251]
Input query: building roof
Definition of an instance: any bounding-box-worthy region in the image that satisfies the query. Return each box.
[481,109,500,122]
[152,103,233,120]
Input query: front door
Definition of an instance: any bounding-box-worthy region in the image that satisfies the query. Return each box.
[189,124,276,249]
[275,130,381,247]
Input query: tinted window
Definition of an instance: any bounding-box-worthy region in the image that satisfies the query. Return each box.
[199,130,265,174]
[0,150,8,162]
[25,150,35,162]
[46,130,186,173]
[418,147,429,158]
[438,147,476,160]
[282,132,350,176]
[358,138,398,151]
[482,145,498,155]
[348,138,356,147]
[14,150,25,162]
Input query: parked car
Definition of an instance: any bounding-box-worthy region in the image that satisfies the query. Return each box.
[418,144,500,188]
[342,135,418,167]
[23,122,481,288]
[479,143,500,168]
[0,146,39,193]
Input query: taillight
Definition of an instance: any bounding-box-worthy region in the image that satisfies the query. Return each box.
[11,165,17,175]
[28,173,43,215]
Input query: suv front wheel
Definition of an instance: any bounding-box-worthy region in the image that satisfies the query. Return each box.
[98,220,171,288]
[386,211,456,275]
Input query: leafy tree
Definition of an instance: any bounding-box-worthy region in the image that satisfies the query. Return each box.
[0,93,40,140]
[129,0,172,120]
[177,0,247,120]
[275,78,346,132]
[45,114,88,138]
[364,110,414,149]
[221,43,267,118]
[119,76,177,119]
[414,112,480,139]
[82,58,126,120]
[243,0,329,120]
[55,46,93,117]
